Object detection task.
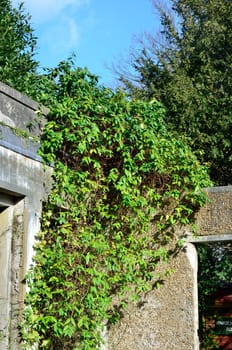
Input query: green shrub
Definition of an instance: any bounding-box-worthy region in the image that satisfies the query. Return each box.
[21,61,211,349]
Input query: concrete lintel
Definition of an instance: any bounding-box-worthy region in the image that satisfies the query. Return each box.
[188,234,232,243]
[204,185,232,193]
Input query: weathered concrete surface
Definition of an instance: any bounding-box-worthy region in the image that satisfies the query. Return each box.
[107,243,198,350]
[0,201,26,349]
[0,206,13,349]
[0,146,51,209]
[9,200,26,349]
[0,123,41,161]
[0,81,48,136]
[107,187,232,350]
[0,81,49,162]
[194,186,232,237]
[0,82,51,349]
[0,149,51,350]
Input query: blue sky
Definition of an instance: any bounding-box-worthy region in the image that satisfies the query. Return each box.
[12,0,161,86]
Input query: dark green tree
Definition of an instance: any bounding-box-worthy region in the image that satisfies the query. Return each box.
[118,0,232,185]
[0,0,38,93]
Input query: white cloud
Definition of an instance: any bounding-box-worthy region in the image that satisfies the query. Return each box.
[68,18,80,46]
[12,0,89,24]
[12,0,93,68]
[43,16,80,53]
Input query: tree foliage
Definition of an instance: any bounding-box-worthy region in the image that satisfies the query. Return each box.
[0,0,38,92]
[0,2,217,349]
[21,60,211,349]
[117,0,232,185]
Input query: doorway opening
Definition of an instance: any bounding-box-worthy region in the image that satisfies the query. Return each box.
[0,190,25,348]
[196,242,232,350]
[0,190,21,212]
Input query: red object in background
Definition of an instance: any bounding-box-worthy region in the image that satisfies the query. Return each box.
[212,285,232,350]
[203,284,232,349]
[218,336,232,350]
[215,294,232,307]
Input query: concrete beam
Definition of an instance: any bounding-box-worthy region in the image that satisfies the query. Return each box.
[188,234,232,243]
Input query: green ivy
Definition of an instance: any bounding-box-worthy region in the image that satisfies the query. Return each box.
[21,60,211,349]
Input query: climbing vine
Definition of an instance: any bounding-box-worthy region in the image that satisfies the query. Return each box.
[21,60,211,349]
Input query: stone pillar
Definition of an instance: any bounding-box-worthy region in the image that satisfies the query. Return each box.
[107,242,199,350]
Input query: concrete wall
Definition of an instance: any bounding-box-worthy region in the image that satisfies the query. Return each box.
[0,82,51,349]
[106,187,232,350]
[194,186,232,239]
[1,81,232,350]
[107,242,199,350]
[0,81,48,136]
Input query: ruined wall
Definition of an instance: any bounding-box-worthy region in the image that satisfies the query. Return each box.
[107,241,199,350]
[107,186,232,350]
[1,81,232,350]
[0,82,51,349]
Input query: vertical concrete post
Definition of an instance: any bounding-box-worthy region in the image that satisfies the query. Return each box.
[9,200,26,349]
[0,206,13,348]
[185,243,200,350]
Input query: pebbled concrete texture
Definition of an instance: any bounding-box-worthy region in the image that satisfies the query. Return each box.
[194,186,232,237]
[106,188,232,350]
[107,241,199,350]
